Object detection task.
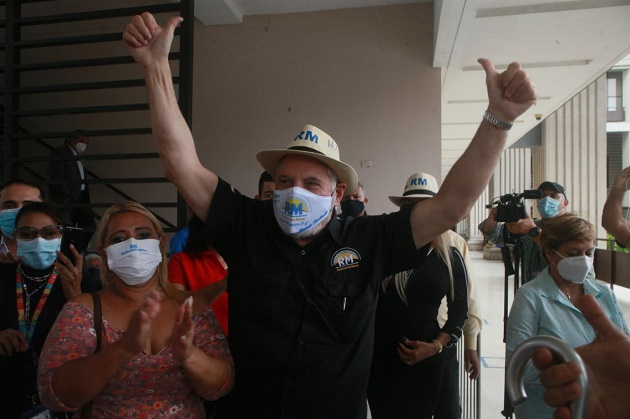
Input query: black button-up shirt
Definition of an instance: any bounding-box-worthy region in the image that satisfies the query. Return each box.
[205,179,426,418]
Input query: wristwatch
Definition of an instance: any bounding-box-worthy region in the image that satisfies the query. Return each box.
[528,226,541,237]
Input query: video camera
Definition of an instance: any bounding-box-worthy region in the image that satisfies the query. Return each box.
[486,189,543,223]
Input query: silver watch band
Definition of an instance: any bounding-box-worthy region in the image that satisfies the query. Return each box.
[483,111,513,131]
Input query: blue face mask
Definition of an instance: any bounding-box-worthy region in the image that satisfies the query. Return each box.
[0,208,20,237]
[537,196,561,219]
[17,237,61,270]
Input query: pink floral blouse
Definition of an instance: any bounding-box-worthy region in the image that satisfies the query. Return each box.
[38,302,234,418]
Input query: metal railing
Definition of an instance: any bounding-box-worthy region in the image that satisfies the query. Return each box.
[1,0,194,232]
[458,333,481,418]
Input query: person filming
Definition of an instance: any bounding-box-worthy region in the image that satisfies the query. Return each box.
[479,181,569,283]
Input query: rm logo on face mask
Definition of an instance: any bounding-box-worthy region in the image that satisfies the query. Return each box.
[283,197,308,217]
[331,248,361,271]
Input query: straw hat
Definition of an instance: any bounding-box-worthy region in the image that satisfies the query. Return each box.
[388,172,439,207]
[256,124,358,193]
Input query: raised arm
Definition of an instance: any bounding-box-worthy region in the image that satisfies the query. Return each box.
[123,13,217,221]
[410,59,536,248]
[602,166,630,247]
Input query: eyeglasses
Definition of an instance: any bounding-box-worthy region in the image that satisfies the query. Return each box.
[16,225,64,241]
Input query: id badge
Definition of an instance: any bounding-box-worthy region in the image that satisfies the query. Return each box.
[21,405,51,419]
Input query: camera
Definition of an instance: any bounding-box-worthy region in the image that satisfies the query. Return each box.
[486,189,543,223]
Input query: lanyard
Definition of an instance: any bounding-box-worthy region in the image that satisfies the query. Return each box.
[15,264,58,344]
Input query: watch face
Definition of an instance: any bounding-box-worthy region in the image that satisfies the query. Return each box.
[529,227,540,237]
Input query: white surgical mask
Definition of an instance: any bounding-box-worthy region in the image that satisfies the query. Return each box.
[106,238,162,286]
[75,142,87,154]
[273,187,333,239]
[553,249,593,284]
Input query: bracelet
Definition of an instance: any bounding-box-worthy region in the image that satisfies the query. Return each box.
[432,340,443,354]
[483,111,513,131]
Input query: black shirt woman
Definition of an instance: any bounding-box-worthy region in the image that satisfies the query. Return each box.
[368,227,469,419]
[0,202,83,418]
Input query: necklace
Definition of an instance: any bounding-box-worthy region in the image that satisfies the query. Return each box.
[15,264,58,344]
[23,280,48,297]
[21,271,52,283]
[564,290,571,300]
[22,281,48,322]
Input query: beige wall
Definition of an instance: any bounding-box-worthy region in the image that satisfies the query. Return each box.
[13,3,440,220]
[189,4,440,215]
[536,74,608,240]
[477,75,608,240]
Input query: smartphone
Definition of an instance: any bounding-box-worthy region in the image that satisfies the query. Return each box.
[60,227,86,265]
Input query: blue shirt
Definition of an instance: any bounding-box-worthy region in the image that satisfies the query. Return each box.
[506,268,629,418]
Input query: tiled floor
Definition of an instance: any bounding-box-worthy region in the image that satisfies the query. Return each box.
[469,249,630,419]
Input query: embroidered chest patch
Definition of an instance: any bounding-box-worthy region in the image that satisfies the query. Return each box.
[331,248,361,271]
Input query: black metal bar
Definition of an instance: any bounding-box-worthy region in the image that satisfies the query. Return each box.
[46,178,169,185]
[14,4,182,26]
[13,77,180,94]
[2,2,189,232]
[8,128,152,140]
[17,153,161,163]
[7,29,181,50]
[2,0,18,181]
[9,32,125,49]
[4,53,180,72]
[12,103,150,117]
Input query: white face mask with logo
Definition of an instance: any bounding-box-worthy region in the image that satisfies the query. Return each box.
[273,187,333,239]
[553,249,593,284]
[106,238,163,286]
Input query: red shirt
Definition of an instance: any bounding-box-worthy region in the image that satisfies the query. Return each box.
[168,250,229,335]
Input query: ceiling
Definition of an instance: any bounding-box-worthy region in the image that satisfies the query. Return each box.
[191,0,630,178]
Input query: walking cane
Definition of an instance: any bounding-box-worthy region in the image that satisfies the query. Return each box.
[506,336,588,419]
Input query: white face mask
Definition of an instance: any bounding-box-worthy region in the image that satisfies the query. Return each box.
[75,142,87,154]
[553,249,593,284]
[106,238,162,286]
[273,186,334,239]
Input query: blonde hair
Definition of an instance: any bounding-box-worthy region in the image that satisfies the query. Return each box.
[382,231,455,304]
[540,213,596,263]
[97,202,186,302]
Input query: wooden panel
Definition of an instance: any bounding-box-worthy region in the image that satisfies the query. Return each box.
[595,249,630,288]
[595,248,612,283]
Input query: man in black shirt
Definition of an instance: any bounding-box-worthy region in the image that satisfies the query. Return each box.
[124,12,537,418]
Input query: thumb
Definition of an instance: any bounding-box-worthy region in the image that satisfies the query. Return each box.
[164,16,184,35]
[478,58,497,79]
[576,294,616,337]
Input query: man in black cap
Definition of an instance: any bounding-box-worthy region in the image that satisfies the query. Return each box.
[479,181,570,283]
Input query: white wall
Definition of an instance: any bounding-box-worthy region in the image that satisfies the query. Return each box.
[188,4,441,215]
[14,2,441,219]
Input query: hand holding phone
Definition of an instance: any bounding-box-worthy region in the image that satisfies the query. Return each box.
[60,227,86,265]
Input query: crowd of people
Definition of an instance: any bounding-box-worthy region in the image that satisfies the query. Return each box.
[1,9,628,419]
